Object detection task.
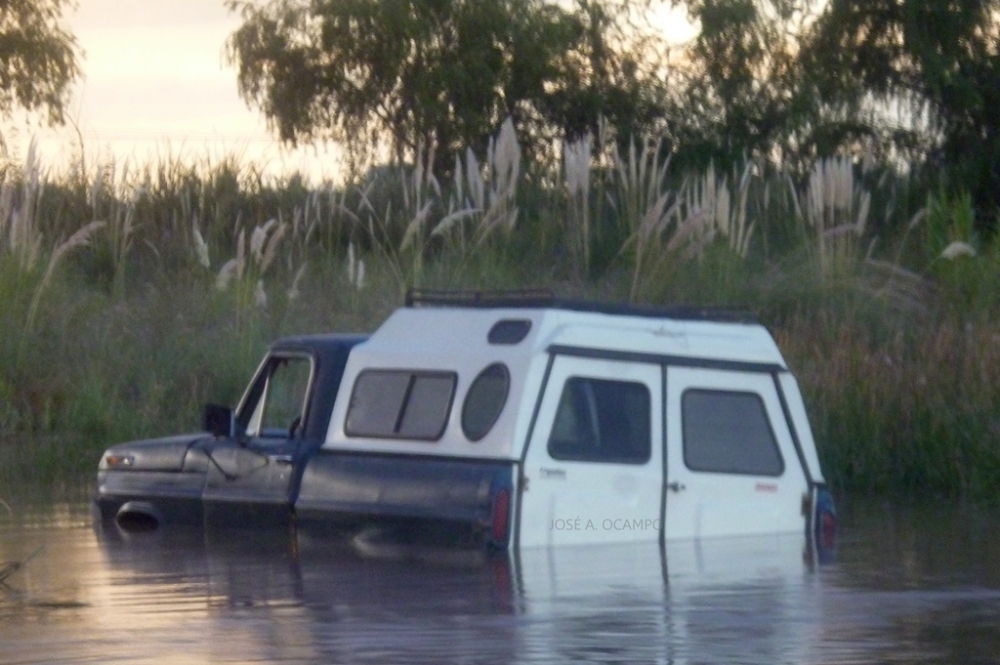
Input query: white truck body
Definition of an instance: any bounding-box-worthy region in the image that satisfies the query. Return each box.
[319,295,831,549]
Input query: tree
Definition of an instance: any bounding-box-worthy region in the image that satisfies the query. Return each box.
[0,0,82,127]
[226,0,669,171]
[663,0,818,169]
[799,0,1000,225]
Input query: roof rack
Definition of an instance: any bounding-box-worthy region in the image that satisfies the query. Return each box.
[404,289,758,324]
[406,288,556,308]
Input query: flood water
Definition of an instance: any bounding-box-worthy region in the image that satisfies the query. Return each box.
[2,492,1000,664]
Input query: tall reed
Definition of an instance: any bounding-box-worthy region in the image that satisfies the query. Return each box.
[793,156,871,279]
[2,122,1000,501]
[777,314,1000,497]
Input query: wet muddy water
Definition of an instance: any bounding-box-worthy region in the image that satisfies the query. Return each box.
[2,494,1000,664]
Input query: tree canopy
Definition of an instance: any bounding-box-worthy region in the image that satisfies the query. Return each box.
[0,0,82,127]
[226,0,669,170]
[663,0,1000,222]
[228,0,1000,222]
[798,0,1000,219]
[664,0,812,168]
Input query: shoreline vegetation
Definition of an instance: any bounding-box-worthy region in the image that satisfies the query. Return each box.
[2,124,999,499]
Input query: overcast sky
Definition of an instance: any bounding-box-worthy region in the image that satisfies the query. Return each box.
[71,0,252,140]
[14,0,694,182]
[18,0,339,180]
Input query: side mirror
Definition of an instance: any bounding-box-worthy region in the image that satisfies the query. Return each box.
[202,403,234,437]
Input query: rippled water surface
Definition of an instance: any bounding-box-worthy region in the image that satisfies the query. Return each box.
[2,493,1000,664]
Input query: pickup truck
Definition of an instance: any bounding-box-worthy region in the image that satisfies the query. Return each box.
[95,290,837,555]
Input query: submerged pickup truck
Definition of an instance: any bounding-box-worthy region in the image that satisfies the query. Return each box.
[95,290,837,554]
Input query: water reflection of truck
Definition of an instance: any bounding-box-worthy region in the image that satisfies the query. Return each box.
[95,290,836,556]
[93,522,823,664]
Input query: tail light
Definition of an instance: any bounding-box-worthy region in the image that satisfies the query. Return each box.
[813,486,837,563]
[490,488,511,548]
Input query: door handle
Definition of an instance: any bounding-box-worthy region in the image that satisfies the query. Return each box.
[268,454,294,465]
[667,481,685,493]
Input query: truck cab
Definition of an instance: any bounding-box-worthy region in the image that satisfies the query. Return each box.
[95,334,365,529]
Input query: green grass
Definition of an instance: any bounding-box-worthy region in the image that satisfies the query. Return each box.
[1,135,999,500]
[777,312,1000,499]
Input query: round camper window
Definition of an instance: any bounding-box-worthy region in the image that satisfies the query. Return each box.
[461,363,510,441]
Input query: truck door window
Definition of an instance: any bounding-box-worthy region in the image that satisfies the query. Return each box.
[246,356,313,438]
[547,377,651,464]
[346,370,457,440]
[681,389,784,475]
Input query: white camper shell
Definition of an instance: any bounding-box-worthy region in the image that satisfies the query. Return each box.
[318,292,831,549]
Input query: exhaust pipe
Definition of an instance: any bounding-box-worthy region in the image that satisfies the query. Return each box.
[115,501,164,532]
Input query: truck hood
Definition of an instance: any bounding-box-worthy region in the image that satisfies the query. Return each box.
[99,433,210,472]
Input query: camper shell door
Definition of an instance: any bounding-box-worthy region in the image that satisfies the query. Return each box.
[517,355,663,547]
[663,366,810,540]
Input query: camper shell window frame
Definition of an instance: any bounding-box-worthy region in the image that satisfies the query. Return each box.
[344,369,458,442]
[681,387,785,477]
[461,363,511,442]
[547,375,652,465]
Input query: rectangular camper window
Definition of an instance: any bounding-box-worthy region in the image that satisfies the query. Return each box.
[681,389,784,476]
[345,370,456,440]
[547,377,651,464]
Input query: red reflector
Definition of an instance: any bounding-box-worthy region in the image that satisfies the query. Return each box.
[819,511,837,550]
[491,489,510,546]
